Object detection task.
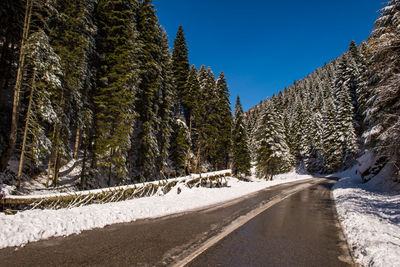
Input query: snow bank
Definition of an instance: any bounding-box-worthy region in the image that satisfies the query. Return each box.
[0,172,313,249]
[333,165,400,267]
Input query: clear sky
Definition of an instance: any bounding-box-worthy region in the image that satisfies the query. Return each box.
[153,0,383,111]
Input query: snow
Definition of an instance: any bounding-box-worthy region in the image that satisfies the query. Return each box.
[0,171,313,249]
[333,164,400,267]
[4,170,231,200]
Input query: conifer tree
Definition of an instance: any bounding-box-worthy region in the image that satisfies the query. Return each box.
[198,66,219,170]
[170,118,191,176]
[232,96,251,176]
[214,72,232,169]
[154,30,174,178]
[324,57,359,171]
[50,0,97,161]
[172,25,190,118]
[366,0,400,174]
[94,0,139,185]
[255,101,293,179]
[17,30,63,188]
[185,65,201,135]
[133,0,172,181]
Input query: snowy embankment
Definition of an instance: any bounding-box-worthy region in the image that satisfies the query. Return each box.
[0,172,313,249]
[333,165,400,267]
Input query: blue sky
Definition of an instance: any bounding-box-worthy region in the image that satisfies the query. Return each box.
[154,0,383,111]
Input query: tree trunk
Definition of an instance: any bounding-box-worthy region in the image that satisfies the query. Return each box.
[16,69,36,189]
[53,151,61,187]
[45,155,52,187]
[46,127,56,187]
[108,163,112,186]
[0,0,33,171]
[80,135,87,190]
[73,127,80,159]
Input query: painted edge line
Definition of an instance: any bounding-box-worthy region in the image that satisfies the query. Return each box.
[172,179,327,267]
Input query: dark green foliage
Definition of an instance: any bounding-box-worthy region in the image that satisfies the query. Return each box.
[50,0,96,131]
[132,0,173,181]
[214,72,232,170]
[94,0,139,184]
[172,25,190,118]
[232,96,251,176]
[170,119,191,176]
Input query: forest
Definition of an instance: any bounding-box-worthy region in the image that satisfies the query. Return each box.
[0,0,237,191]
[0,0,399,193]
[244,1,400,182]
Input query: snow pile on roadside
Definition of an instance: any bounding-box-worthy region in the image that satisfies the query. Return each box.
[0,172,313,249]
[333,165,400,267]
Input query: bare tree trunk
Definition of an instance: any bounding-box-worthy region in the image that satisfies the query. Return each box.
[53,151,61,187]
[16,69,36,189]
[46,127,56,187]
[108,163,112,186]
[196,146,201,173]
[0,0,33,171]
[80,135,87,190]
[73,127,80,159]
[45,156,52,187]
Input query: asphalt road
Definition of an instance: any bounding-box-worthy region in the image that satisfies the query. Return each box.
[0,178,353,267]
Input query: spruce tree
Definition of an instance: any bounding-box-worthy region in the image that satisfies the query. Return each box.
[17,30,63,188]
[133,0,172,181]
[323,57,359,172]
[255,101,293,179]
[50,0,97,161]
[232,96,251,176]
[94,0,139,185]
[172,25,190,118]
[214,72,232,170]
[170,118,191,176]
[198,66,219,170]
[185,65,201,135]
[366,0,400,175]
[154,30,174,179]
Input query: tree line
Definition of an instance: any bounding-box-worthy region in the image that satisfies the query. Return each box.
[0,0,251,190]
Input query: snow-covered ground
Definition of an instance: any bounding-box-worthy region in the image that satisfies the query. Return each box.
[0,171,314,250]
[333,165,400,267]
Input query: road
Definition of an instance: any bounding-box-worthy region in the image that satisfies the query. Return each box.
[0,178,353,266]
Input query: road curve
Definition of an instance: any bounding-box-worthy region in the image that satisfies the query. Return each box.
[0,178,353,266]
[186,179,353,267]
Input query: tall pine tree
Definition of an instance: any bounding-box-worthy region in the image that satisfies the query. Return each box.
[94,0,139,185]
[232,96,251,176]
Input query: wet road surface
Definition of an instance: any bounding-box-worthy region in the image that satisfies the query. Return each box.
[187,180,352,267]
[0,178,353,266]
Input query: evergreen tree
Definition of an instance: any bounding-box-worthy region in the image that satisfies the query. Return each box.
[232,96,251,176]
[94,0,139,185]
[214,72,232,169]
[255,101,293,179]
[325,57,359,171]
[17,30,63,188]
[366,0,400,176]
[185,65,201,135]
[198,66,219,170]
[171,25,190,119]
[133,0,172,181]
[154,30,174,178]
[170,118,191,176]
[50,0,96,161]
